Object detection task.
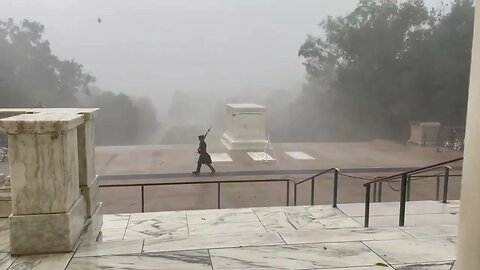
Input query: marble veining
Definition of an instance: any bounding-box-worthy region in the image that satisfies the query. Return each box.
[67,250,211,270]
[209,242,387,269]
[101,228,126,242]
[0,254,16,270]
[393,261,454,270]
[143,232,284,253]
[188,220,266,236]
[400,224,458,238]
[187,210,259,224]
[75,239,143,257]
[279,227,412,245]
[8,253,73,270]
[364,237,457,265]
[9,129,81,215]
[102,214,130,230]
[126,215,188,239]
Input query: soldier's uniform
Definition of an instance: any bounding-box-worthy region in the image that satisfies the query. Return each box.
[193,135,215,174]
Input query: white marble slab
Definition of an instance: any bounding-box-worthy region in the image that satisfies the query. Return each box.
[354,213,459,228]
[188,207,253,216]
[400,225,458,238]
[129,210,186,222]
[279,227,412,245]
[102,214,130,230]
[75,239,143,257]
[209,242,387,269]
[285,151,315,160]
[189,220,266,236]
[364,237,456,264]
[210,153,233,162]
[393,261,454,270]
[253,207,316,231]
[307,205,350,219]
[247,152,275,161]
[67,250,212,270]
[144,232,284,253]
[127,217,188,239]
[187,210,259,224]
[317,217,363,229]
[0,254,16,270]
[101,228,126,242]
[339,201,454,217]
[9,253,73,270]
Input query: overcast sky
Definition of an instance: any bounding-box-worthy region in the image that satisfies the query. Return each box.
[0,0,442,114]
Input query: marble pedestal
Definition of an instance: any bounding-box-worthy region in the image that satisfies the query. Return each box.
[0,112,89,255]
[9,197,86,255]
[34,109,100,219]
[80,175,99,217]
[82,202,103,244]
[408,122,441,146]
[221,104,269,150]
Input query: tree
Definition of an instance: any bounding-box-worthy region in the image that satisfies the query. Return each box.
[0,19,158,145]
[296,0,473,141]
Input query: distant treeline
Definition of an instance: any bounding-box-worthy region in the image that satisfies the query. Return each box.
[0,19,157,145]
[272,0,474,142]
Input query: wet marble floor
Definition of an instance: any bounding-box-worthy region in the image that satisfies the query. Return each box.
[0,200,460,269]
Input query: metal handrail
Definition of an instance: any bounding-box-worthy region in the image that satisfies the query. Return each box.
[100,178,293,213]
[293,168,339,208]
[363,157,463,186]
[363,157,463,228]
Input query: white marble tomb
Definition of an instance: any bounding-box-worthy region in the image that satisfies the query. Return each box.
[221,104,269,150]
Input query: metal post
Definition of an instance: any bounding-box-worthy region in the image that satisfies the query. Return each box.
[294,184,298,206]
[399,174,408,227]
[286,180,290,206]
[435,176,440,201]
[364,184,371,228]
[406,175,411,202]
[373,182,377,203]
[333,169,339,208]
[217,182,221,209]
[378,182,383,202]
[442,166,450,204]
[310,177,315,205]
[141,185,145,213]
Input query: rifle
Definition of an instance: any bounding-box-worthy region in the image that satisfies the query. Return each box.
[197,126,212,154]
[204,126,212,139]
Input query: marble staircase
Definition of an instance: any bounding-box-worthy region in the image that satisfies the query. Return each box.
[0,200,460,269]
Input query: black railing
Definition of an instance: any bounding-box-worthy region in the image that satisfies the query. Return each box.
[100,178,292,212]
[362,157,463,227]
[293,168,340,208]
[98,160,462,215]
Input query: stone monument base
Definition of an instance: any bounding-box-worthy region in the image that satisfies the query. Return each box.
[80,175,99,217]
[9,197,87,255]
[221,133,269,150]
[82,202,103,244]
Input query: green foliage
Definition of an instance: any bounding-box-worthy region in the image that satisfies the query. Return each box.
[0,19,157,145]
[296,0,473,141]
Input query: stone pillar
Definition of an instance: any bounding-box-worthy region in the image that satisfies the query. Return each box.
[0,113,87,255]
[457,4,480,269]
[75,109,103,242]
[30,108,103,242]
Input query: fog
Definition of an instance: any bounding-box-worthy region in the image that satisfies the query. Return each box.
[0,0,374,115]
[0,0,459,145]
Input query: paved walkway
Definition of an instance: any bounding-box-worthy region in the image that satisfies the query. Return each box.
[0,200,460,269]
